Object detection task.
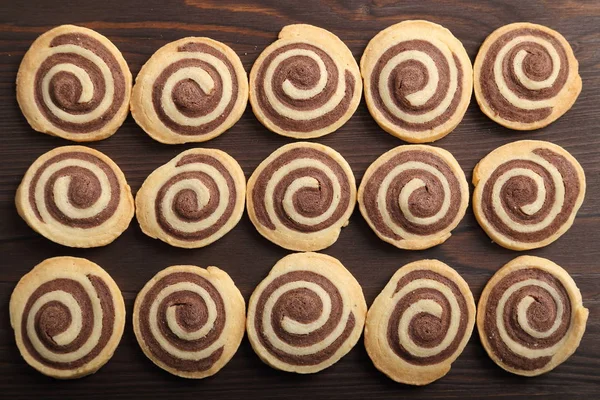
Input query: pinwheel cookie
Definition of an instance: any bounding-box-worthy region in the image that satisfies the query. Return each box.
[15,146,135,247]
[250,24,362,138]
[365,260,475,385]
[361,20,473,143]
[247,252,367,373]
[131,37,248,144]
[478,256,588,376]
[358,145,469,249]
[247,142,356,251]
[133,265,245,378]
[473,140,585,250]
[474,23,581,130]
[136,148,246,248]
[9,257,125,379]
[17,25,132,141]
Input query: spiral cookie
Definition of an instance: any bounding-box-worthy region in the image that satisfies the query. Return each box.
[473,140,585,250]
[358,145,468,250]
[247,142,356,251]
[365,260,475,385]
[133,265,245,378]
[136,148,245,249]
[16,146,135,248]
[247,252,366,373]
[9,257,125,379]
[361,20,473,143]
[249,24,362,139]
[17,25,132,142]
[478,256,588,376]
[474,23,581,130]
[131,38,248,144]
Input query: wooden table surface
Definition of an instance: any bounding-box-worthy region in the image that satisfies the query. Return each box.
[0,0,599,399]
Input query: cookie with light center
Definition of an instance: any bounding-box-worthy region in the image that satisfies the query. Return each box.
[135,148,246,248]
[472,140,585,250]
[477,256,588,376]
[358,145,469,249]
[131,37,248,144]
[16,145,135,248]
[249,24,362,139]
[133,265,245,378]
[247,252,367,373]
[247,142,356,251]
[9,257,125,379]
[361,20,473,143]
[365,259,475,385]
[474,23,581,130]
[17,25,132,142]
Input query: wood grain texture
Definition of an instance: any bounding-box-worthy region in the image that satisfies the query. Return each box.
[0,0,599,398]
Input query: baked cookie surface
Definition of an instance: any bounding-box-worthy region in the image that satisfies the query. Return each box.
[9,256,125,379]
[477,256,588,376]
[247,142,356,251]
[133,265,245,378]
[16,145,135,248]
[474,22,581,130]
[246,252,367,373]
[472,140,585,250]
[365,259,475,385]
[17,25,132,141]
[361,20,473,143]
[135,148,246,249]
[249,24,362,138]
[358,145,469,249]
[131,37,248,144]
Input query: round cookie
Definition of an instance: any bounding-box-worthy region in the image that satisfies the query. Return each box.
[246,252,367,373]
[358,145,469,249]
[16,145,135,248]
[131,37,248,144]
[365,259,475,385]
[473,23,581,130]
[361,20,473,143]
[249,24,362,139]
[477,256,588,376]
[472,140,585,250]
[247,142,356,251]
[136,148,245,249]
[17,25,132,142]
[133,265,245,379]
[9,256,125,379]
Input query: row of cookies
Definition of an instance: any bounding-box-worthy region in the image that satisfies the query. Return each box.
[17,21,581,144]
[16,140,586,251]
[10,253,587,383]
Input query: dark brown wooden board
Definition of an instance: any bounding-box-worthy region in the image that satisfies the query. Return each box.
[1,1,599,399]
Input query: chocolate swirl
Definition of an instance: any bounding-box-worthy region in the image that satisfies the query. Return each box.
[479,257,588,376]
[17,147,133,247]
[21,275,115,369]
[386,269,470,365]
[248,143,356,251]
[250,25,361,138]
[474,143,585,249]
[477,26,572,124]
[369,40,464,132]
[135,271,227,373]
[150,41,243,138]
[32,30,127,134]
[10,257,124,378]
[359,147,467,249]
[247,253,366,373]
[136,149,245,248]
[365,260,475,385]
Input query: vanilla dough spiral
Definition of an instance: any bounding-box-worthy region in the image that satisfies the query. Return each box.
[17,25,132,141]
[9,257,125,379]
